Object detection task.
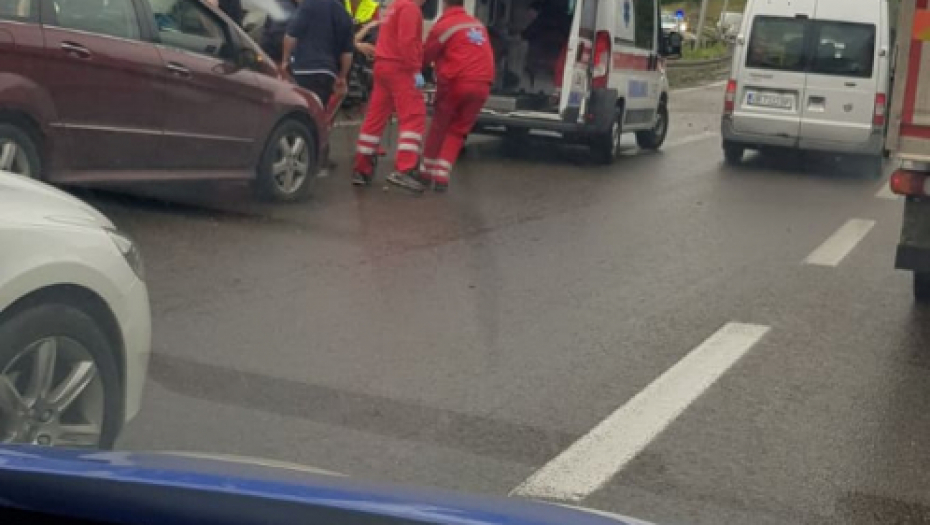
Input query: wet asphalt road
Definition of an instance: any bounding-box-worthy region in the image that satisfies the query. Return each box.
[81,81,930,524]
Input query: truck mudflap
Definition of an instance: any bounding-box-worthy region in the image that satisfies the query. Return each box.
[896,197,930,272]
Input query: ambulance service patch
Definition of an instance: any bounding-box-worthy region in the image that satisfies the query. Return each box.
[468,27,486,45]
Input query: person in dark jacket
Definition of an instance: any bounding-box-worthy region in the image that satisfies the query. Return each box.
[281,0,355,108]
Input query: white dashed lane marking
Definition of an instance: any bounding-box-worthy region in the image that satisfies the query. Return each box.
[511,322,771,502]
[804,219,876,267]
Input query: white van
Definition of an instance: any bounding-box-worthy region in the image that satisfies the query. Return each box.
[721,0,890,171]
[455,0,671,163]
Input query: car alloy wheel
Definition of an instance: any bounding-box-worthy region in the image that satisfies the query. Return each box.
[0,138,34,177]
[0,336,105,447]
[272,133,310,195]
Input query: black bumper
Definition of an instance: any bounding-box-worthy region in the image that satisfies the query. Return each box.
[896,197,930,272]
[472,88,619,142]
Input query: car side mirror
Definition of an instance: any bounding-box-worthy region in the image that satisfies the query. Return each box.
[658,34,671,57]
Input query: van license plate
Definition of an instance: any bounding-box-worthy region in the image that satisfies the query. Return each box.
[746,92,793,110]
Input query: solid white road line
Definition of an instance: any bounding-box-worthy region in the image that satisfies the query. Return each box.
[803,219,876,267]
[665,131,720,149]
[510,322,771,502]
[875,181,900,200]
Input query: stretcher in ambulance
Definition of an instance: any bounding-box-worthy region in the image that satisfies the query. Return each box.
[446,0,671,163]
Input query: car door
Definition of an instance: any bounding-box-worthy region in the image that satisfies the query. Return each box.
[143,0,265,170]
[39,0,164,171]
[732,2,816,143]
[558,0,594,123]
[799,11,880,149]
[620,0,661,129]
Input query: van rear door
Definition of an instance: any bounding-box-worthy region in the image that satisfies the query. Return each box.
[798,3,880,149]
[734,5,814,142]
[559,0,597,122]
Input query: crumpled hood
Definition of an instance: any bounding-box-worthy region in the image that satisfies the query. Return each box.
[0,172,113,230]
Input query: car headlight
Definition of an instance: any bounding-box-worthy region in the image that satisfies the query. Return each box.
[107,229,145,281]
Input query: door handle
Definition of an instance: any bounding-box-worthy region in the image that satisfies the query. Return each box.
[60,41,91,58]
[166,62,191,78]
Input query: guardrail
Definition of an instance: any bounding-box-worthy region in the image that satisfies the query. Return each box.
[665,55,733,69]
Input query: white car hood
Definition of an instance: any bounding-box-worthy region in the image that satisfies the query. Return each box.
[0,172,114,230]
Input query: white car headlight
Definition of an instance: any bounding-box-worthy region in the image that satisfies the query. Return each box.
[107,229,145,281]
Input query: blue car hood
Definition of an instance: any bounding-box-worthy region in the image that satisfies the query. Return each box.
[0,446,653,525]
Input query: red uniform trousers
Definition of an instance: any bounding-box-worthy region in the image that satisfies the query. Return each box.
[422,80,490,184]
[353,61,426,176]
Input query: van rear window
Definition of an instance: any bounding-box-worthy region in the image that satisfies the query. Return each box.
[810,22,875,78]
[746,16,876,78]
[746,17,807,72]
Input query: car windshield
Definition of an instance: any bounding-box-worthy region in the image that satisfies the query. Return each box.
[0,1,920,525]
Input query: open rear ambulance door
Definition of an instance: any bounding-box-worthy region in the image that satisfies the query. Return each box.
[559,0,598,122]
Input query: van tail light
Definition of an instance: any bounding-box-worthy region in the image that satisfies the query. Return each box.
[874,93,887,127]
[591,31,611,89]
[724,79,737,115]
[890,169,930,197]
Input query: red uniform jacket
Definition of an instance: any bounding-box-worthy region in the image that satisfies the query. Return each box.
[374,0,423,72]
[423,7,495,85]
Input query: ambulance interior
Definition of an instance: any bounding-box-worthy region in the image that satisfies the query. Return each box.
[473,0,576,112]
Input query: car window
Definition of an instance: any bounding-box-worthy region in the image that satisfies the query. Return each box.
[148,0,229,58]
[809,21,875,78]
[633,0,655,50]
[0,0,34,22]
[746,16,807,72]
[49,0,141,40]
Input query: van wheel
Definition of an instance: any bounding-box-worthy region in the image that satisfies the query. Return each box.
[0,123,41,179]
[591,118,621,165]
[255,120,317,202]
[636,104,668,150]
[723,141,745,165]
[915,273,930,304]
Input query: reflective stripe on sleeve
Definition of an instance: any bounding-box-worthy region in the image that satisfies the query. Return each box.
[438,23,485,44]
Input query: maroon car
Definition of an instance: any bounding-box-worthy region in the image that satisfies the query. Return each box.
[0,0,328,201]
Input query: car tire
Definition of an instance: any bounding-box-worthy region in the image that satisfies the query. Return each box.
[915,273,930,304]
[591,117,621,165]
[0,123,42,179]
[723,141,745,165]
[636,103,669,150]
[0,303,123,449]
[255,119,318,202]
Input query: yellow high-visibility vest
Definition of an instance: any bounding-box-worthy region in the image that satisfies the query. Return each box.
[345,0,379,24]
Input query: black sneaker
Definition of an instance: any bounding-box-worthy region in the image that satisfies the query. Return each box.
[351,172,372,186]
[386,171,426,193]
[433,179,449,193]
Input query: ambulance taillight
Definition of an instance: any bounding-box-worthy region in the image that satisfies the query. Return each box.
[591,31,611,89]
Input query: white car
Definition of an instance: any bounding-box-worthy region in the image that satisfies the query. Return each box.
[0,173,150,448]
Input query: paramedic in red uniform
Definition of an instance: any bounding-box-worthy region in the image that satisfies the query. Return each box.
[352,0,429,192]
[421,0,494,192]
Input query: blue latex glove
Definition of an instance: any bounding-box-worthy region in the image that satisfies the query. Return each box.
[414,73,425,89]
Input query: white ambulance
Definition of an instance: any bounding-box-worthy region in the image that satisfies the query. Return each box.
[435,0,671,163]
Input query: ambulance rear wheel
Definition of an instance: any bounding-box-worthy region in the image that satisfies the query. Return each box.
[591,119,621,165]
[636,103,668,150]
